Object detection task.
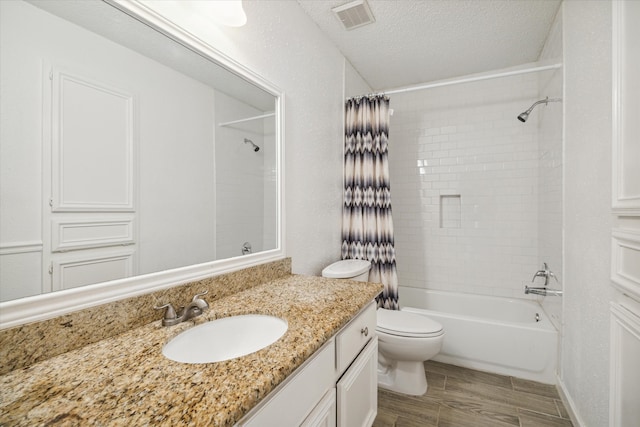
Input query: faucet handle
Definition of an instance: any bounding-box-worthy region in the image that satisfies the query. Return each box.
[192,290,208,301]
[531,269,549,282]
[191,291,209,310]
[530,263,559,284]
[531,271,545,282]
[154,303,177,320]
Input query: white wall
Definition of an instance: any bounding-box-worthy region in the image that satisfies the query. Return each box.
[387,74,541,298]
[136,60,217,275]
[215,91,267,259]
[561,1,613,426]
[345,60,373,99]
[0,0,47,299]
[0,1,219,298]
[537,7,564,330]
[262,117,277,255]
[145,1,349,275]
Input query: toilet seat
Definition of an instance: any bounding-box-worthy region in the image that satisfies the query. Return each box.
[377,309,443,338]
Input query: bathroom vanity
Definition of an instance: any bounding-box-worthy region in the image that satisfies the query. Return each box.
[0,271,382,426]
[239,301,377,426]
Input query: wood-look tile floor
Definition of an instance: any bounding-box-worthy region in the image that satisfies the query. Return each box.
[374,360,573,427]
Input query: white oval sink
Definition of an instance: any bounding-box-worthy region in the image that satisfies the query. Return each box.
[162,314,288,363]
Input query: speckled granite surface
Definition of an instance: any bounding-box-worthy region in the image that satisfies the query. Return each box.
[0,275,382,426]
[0,259,292,375]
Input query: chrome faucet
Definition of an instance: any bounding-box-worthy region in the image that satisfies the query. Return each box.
[525,286,563,297]
[155,291,209,326]
[531,262,558,286]
[526,263,562,297]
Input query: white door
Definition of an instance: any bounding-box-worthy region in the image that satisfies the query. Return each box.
[43,64,137,291]
[610,2,640,425]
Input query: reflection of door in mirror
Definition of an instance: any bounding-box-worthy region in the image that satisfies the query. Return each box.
[44,66,138,294]
[33,10,220,297]
[0,0,278,303]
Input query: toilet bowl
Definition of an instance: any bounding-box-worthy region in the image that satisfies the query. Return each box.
[321,259,445,396]
[376,308,444,395]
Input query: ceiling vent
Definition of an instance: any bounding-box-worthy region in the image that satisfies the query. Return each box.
[332,0,375,31]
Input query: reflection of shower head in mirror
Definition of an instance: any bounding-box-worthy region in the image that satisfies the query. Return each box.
[0,0,285,327]
[244,138,260,152]
[517,97,562,123]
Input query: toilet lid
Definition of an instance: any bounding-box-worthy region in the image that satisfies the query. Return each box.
[321,259,371,279]
[376,308,443,338]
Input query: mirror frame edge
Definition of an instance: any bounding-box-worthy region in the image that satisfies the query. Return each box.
[0,0,286,330]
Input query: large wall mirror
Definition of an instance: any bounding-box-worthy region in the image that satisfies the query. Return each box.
[0,0,284,327]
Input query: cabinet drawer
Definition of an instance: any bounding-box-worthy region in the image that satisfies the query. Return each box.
[336,302,376,374]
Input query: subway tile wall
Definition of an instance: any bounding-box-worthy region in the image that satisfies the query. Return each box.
[538,8,564,329]
[388,73,545,298]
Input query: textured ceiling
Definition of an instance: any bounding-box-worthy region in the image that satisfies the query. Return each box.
[297,0,561,91]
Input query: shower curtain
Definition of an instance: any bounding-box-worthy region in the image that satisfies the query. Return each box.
[342,94,399,310]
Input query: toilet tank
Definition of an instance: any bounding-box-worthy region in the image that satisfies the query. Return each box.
[321,260,371,282]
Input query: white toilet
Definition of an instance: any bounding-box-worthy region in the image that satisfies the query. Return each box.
[321,260,444,396]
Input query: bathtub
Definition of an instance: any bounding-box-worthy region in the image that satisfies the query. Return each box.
[399,286,558,384]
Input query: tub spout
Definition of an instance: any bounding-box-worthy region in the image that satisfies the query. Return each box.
[525,286,563,297]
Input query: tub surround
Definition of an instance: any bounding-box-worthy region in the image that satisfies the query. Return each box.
[0,259,292,375]
[399,286,558,384]
[0,272,382,426]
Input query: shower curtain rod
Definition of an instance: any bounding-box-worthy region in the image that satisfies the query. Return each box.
[380,63,563,96]
[218,111,275,127]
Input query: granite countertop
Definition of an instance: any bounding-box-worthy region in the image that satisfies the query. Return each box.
[0,275,382,426]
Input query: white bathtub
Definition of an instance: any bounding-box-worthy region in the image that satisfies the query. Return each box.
[399,286,558,384]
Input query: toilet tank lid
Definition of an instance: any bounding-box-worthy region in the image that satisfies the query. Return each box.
[322,259,371,278]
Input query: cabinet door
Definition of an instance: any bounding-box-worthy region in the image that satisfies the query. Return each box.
[336,337,378,427]
[301,389,336,427]
[238,340,335,427]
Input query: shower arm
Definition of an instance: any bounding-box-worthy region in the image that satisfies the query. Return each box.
[243,138,260,152]
[523,97,562,114]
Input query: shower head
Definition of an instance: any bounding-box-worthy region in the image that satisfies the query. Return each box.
[244,138,260,152]
[517,96,562,123]
[517,111,530,123]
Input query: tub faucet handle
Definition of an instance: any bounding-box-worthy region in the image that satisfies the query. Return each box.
[531,263,558,286]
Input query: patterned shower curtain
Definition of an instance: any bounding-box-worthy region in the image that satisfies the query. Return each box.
[342,94,399,310]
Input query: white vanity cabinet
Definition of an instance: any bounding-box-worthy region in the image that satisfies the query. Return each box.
[335,301,378,427]
[301,389,337,427]
[238,340,336,427]
[336,338,378,427]
[237,301,377,427]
